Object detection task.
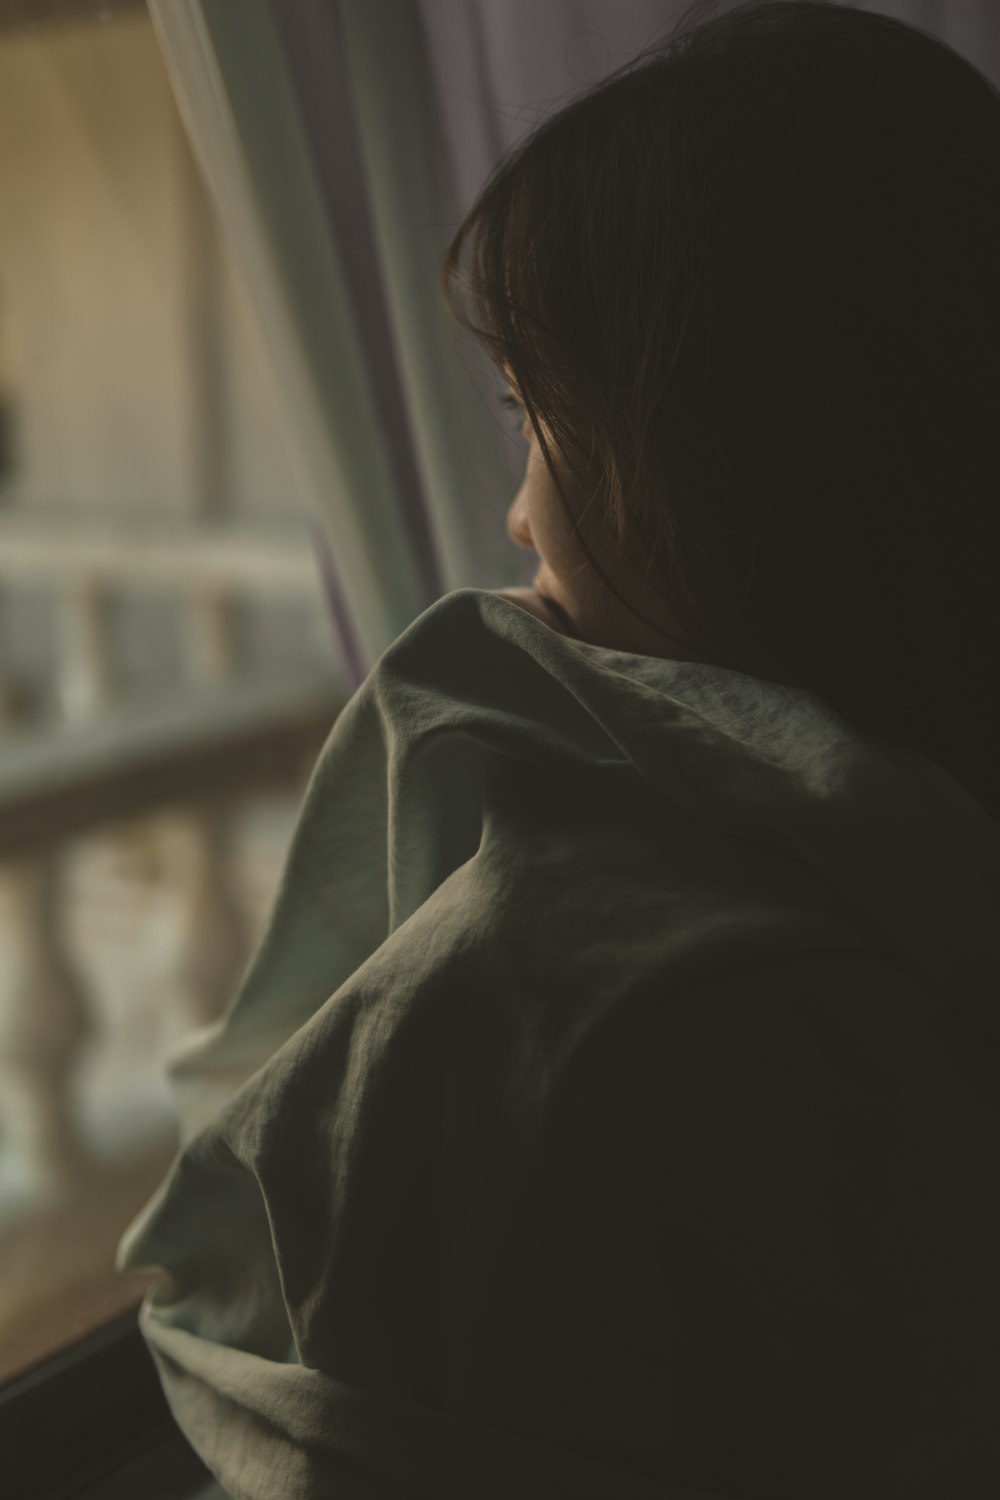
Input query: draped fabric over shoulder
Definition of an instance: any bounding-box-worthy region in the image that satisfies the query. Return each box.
[117,588,1000,1499]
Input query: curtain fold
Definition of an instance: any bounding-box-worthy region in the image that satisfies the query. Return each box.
[146,0,536,695]
[329,0,524,594]
[145,0,437,690]
[147,0,1000,696]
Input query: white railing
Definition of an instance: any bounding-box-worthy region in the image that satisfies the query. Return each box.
[0,511,345,1210]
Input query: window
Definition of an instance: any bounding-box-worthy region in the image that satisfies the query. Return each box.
[0,4,342,1484]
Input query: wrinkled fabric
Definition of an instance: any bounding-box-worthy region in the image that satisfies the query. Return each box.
[117,588,1000,1499]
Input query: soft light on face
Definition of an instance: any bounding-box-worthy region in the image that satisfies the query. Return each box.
[498,370,803,684]
[502,379,707,659]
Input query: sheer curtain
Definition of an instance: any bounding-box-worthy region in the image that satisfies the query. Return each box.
[146,0,1000,695]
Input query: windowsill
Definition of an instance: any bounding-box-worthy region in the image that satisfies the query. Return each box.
[0,1133,178,1387]
[2,1300,218,1500]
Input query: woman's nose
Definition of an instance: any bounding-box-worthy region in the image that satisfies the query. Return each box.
[506,495,534,550]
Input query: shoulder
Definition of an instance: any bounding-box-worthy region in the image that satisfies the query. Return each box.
[538,946,1000,1266]
[522,947,1000,1484]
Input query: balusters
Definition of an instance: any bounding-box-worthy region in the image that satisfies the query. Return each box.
[0,851,95,1202]
[0,535,326,1202]
[55,576,119,723]
[167,581,253,1030]
[155,798,252,1034]
[0,585,106,1199]
[184,581,240,685]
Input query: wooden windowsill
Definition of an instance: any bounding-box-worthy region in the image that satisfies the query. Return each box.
[0,1133,178,1387]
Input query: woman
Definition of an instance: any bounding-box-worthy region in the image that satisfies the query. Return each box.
[118,3,1000,1495]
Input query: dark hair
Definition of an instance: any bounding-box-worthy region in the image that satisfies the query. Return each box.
[440,0,1000,818]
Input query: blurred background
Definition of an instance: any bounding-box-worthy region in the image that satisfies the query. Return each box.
[0,0,348,1384]
[0,0,996,1406]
